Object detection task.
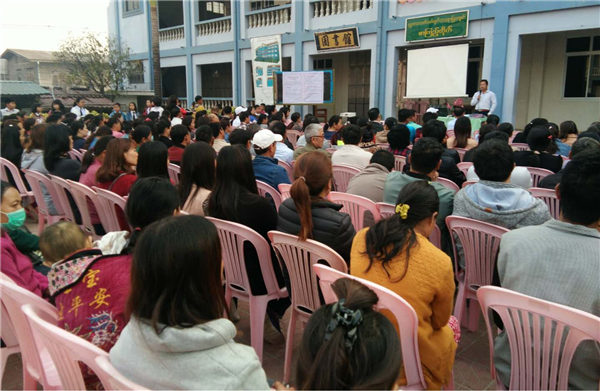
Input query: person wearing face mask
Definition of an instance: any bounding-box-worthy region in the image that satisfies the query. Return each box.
[1,182,49,297]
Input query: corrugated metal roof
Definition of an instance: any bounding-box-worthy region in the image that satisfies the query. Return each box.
[0,81,51,95]
[1,49,57,62]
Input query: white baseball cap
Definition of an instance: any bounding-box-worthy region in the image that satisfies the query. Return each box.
[425,107,439,113]
[235,106,247,115]
[252,129,283,149]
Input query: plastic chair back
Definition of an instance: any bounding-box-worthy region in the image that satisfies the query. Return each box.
[0,157,33,198]
[454,148,468,161]
[0,275,60,389]
[22,169,66,234]
[93,187,129,232]
[268,231,347,317]
[328,191,381,230]
[529,187,560,219]
[278,183,291,201]
[313,264,427,389]
[286,129,301,147]
[332,164,360,192]
[66,180,102,238]
[256,180,282,210]
[167,163,180,185]
[375,202,395,219]
[67,149,83,162]
[436,177,460,192]
[457,162,473,177]
[526,167,554,187]
[47,174,78,223]
[462,180,477,188]
[94,355,146,390]
[1,275,20,384]
[511,143,530,151]
[278,160,294,182]
[22,304,146,390]
[477,286,600,390]
[394,155,406,172]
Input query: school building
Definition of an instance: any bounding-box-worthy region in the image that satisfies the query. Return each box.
[108,0,600,129]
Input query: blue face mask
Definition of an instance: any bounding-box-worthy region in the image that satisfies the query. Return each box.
[1,208,26,230]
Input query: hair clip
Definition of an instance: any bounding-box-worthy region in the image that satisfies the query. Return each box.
[324,299,363,351]
[299,176,306,182]
[395,203,410,219]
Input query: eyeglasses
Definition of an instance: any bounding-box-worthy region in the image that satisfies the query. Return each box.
[312,135,324,139]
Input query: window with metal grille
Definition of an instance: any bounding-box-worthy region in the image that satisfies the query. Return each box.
[564,36,600,98]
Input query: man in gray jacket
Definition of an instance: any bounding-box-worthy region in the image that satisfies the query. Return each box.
[347,150,394,203]
[453,139,551,229]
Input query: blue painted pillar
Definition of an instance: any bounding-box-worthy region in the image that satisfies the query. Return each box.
[146,0,154,91]
[232,1,242,106]
[293,0,305,115]
[488,12,509,118]
[375,0,389,116]
[185,0,194,105]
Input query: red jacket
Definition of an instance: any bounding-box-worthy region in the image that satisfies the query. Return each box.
[168,145,185,165]
[1,230,47,296]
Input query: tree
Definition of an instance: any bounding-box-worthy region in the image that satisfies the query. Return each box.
[150,0,162,98]
[54,33,134,99]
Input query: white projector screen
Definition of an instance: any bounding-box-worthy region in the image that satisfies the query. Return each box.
[405,44,469,99]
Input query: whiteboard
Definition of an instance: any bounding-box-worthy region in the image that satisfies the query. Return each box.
[281,71,325,104]
[405,44,469,98]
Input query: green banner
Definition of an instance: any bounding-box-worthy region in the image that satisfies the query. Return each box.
[405,11,469,42]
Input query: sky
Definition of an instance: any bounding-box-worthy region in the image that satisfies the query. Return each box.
[0,0,110,54]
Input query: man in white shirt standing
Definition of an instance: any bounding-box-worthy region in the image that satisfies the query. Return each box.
[70,97,89,120]
[470,79,497,115]
[0,98,19,120]
[331,124,372,170]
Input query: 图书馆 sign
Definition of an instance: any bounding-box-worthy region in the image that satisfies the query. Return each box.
[405,10,469,42]
[315,27,360,52]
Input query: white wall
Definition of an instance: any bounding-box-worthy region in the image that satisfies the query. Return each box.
[502,5,600,125]
[119,6,149,54]
[391,0,486,19]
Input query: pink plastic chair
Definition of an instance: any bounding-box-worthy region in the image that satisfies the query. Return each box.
[529,187,560,219]
[0,157,34,199]
[457,162,473,177]
[526,167,554,187]
[67,149,83,162]
[256,180,283,210]
[66,180,104,238]
[332,164,361,192]
[167,163,180,185]
[462,180,477,188]
[477,286,600,390]
[206,217,288,363]
[376,202,442,249]
[94,355,146,390]
[510,143,530,151]
[446,216,509,332]
[267,230,348,383]
[22,304,145,390]
[93,187,130,232]
[0,274,20,384]
[328,191,381,231]
[278,183,291,201]
[286,129,301,147]
[454,148,468,161]
[436,177,460,192]
[313,264,428,389]
[22,169,66,234]
[0,275,60,390]
[47,174,78,224]
[278,160,294,182]
[394,155,406,172]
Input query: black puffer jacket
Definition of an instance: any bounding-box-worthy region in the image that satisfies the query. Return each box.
[277,198,356,263]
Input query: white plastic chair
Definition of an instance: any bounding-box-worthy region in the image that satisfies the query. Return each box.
[477,286,600,390]
[332,164,360,192]
[267,230,348,383]
[206,217,288,363]
[313,264,428,389]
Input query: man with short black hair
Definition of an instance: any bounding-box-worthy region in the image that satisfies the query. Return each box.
[397,108,421,143]
[420,119,465,187]
[384,137,455,235]
[494,148,600,390]
[453,139,550,230]
[447,106,465,131]
[70,97,89,120]
[229,128,253,150]
[212,121,230,153]
[470,79,497,114]
[193,95,205,113]
[1,98,18,121]
[251,129,291,190]
[331,124,372,169]
[269,121,293,164]
[195,125,214,146]
[367,107,383,133]
[168,125,191,164]
[107,116,124,138]
[347,150,394,203]
[110,103,122,118]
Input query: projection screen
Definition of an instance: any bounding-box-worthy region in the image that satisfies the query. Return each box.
[405,44,469,98]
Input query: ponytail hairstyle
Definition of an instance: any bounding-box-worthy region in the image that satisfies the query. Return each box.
[80,135,114,174]
[364,180,439,282]
[296,278,402,390]
[123,177,179,254]
[290,151,332,240]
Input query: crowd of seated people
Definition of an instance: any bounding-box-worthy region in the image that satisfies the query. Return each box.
[1,95,599,390]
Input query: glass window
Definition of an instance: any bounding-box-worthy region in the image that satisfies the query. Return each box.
[468,46,481,59]
[201,63,232,98]
[158,0,183,29]
[128,61,144,84]
[564,56,588,97]
[250,0,291,11]
[199,0,231,22]
[564,36,600,98]
[593,36,600,51]
[123,0,142,16]
[566,37,590,52]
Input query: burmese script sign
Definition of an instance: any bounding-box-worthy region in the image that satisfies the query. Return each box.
[405,11,469,42]
[314,27,360,52]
